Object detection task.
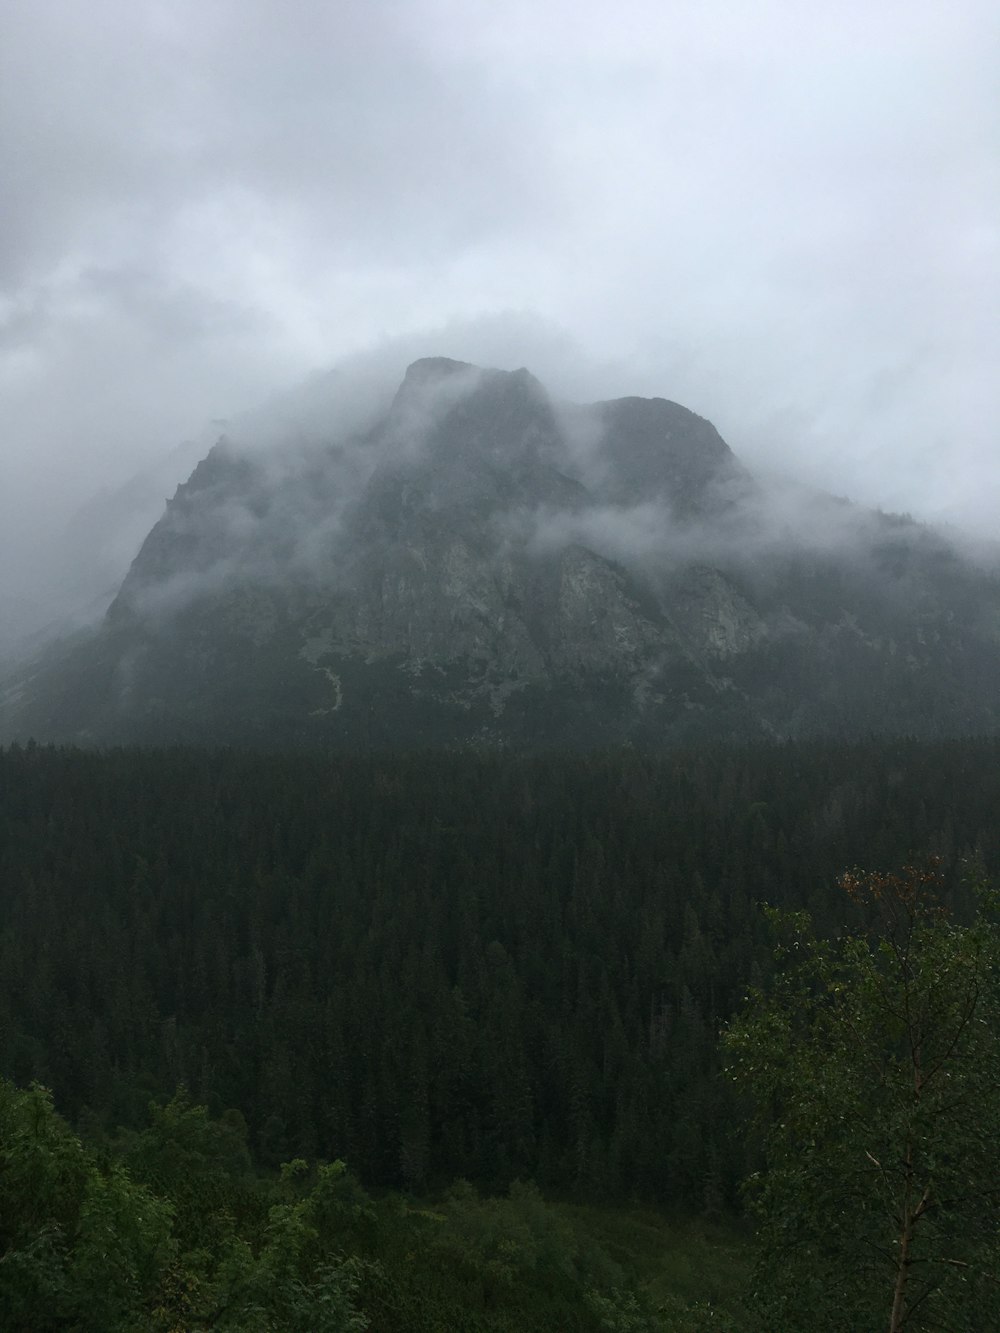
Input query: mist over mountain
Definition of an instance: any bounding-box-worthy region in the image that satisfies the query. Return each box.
[3,357,999,748]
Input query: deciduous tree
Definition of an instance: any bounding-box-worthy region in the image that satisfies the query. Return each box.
[725,862,1000,1331]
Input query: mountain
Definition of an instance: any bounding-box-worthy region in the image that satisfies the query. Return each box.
[3,356,1000,747]
[0,435,210,664]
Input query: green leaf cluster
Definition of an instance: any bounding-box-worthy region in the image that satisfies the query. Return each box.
[0,1082,369,1331]
[0,1081,173,1331]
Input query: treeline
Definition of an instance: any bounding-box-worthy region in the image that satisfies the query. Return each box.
[1,740,998,1213]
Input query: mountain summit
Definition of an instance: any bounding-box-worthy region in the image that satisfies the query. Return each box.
[4,359,1000,746]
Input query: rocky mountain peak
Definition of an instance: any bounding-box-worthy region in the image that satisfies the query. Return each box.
[401,355,477,383]
[4,356,1000,749]
[387,359,553,457]
[593,396,750,514]
[387,356,482,423]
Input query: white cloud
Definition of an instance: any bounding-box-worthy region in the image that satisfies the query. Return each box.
[1,0,997,650]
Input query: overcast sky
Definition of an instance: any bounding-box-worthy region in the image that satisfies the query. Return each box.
[2,0,998,615]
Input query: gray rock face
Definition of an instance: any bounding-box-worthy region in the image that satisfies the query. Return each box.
[4,358,1000,747]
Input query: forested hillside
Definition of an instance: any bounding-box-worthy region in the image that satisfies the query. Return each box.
[2,739,997,1213]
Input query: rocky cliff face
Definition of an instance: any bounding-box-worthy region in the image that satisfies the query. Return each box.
[4,357,1000,747]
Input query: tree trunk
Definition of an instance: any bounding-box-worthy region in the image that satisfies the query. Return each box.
[889,1201,914,1333]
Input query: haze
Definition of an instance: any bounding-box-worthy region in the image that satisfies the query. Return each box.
[2,0,998,651]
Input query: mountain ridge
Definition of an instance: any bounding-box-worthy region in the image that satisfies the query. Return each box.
[3,358,999,747]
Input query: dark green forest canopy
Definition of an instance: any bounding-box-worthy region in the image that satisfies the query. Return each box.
[1,739,997,1213]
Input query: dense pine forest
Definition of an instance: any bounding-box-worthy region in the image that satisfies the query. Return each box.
[2,739,999,1329]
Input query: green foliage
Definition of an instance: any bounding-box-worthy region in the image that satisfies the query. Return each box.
[0,1080,374,1331]
[68,1165,174,1330]
[0,1074,749,1331]
[564,1204,749,1333]
[209,1187,369,1332]
[0,1080,174,1331]
[6,742,997,1326]
[357,1180,745,1333]
[585,1286,665,1331]
[426,1178,620,1308]
[4,739,999,1214]
[725,862,1000,1331]
[584,1285,739,1333]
